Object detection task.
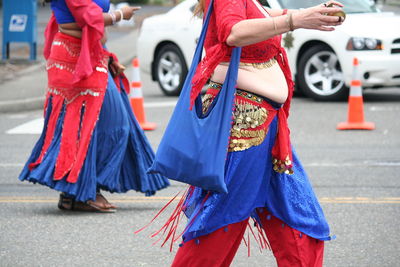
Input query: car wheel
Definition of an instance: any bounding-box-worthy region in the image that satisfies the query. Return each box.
[155,44,188,96]
[297,44,348,100]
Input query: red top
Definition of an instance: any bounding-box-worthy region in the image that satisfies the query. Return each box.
[205,0,281,62]
[191,0,295,173]
[191,0,290,109]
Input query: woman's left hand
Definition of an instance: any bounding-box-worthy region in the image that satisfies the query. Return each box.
[292,1,345,31]
[110,60,126,76]
[120,6,141,20]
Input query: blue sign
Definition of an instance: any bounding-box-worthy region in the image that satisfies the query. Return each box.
[2,0,37,60]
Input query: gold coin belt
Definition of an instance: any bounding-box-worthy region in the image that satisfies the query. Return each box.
[202,83,270,152]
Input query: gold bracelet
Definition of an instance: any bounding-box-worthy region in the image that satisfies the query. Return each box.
[272,17,277,32]
[109,12,116,25]
[288,13,294,31]
[285,14,290,31]
[116,9,124,21]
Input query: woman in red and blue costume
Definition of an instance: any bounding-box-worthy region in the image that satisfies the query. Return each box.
[19,0,169,212]
[146,0,345,266]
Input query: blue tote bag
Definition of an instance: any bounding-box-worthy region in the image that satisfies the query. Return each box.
[148,0,242,193]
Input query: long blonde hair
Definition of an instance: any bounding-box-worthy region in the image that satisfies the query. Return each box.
[193,0,206,17]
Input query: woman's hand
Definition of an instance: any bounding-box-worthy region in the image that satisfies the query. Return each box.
[120,6,141,20]
[110,60,126,77]
[292,1,345,31]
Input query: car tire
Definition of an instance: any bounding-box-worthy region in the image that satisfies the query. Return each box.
[154,44,188,96]
[297,44,348,101]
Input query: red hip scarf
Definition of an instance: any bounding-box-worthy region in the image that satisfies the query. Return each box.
[29,32,109,183]
[204,82,293,174]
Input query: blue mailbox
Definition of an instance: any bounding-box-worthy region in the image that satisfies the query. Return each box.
[2,0,37,61]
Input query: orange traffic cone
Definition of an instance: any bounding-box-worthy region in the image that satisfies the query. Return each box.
[337,57,375,130]
[130,57,157,131]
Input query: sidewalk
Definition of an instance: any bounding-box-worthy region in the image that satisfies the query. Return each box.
[0,5,171,113]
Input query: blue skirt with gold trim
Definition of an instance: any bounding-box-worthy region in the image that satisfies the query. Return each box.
[19,73,169,201]
[181,83,332,242]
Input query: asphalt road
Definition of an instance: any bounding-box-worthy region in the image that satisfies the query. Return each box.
[0,64,400,266]
[1,2,400,267]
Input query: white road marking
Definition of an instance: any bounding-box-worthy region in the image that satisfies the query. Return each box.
[5,101,177,134]
[369,106,400,112]
[306,161,400,167]
[6,114,31,119]
[144,100,177,108]
[0,163,24,167]
[2,161,399,168]
[0,196,399,204]
[6,118,44,134]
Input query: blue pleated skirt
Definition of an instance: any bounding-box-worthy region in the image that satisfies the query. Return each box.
[19,73,169,201]
[182,117,332,242]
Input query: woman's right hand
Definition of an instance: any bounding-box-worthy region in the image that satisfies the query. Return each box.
[292,1,345,31]
[120,6,141,20]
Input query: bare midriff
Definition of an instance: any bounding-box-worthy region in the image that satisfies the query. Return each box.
[209,0,288,104]
[211,59,288,104]
[58,22,107,44]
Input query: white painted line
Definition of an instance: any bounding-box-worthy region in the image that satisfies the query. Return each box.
[6,114,31,119]
[0,163,24,167]
[6,118,44,134]
[144,100,177,108]
[300,161,400,167]
[2,161,399,169]
[369,106,400,112]
[305,162,361,167]
[5,101,177,134]
[1,196,399,204]
[371,162,400,167]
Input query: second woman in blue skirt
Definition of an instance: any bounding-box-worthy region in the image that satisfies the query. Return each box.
[19,0,169,212]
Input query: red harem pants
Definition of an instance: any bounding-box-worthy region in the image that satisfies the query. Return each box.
[171,208,324,267]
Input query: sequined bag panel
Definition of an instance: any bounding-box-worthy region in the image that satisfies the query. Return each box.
[202,82,275,152]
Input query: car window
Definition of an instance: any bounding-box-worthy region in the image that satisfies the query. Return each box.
[277,0,378,13]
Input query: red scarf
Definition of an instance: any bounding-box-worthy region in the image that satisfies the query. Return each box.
[190,20,295,174]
